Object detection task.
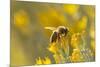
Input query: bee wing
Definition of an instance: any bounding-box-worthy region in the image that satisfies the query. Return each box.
[44,27,56,31]
[50,31,58,43]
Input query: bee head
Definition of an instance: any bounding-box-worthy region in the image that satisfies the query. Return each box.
[58,26,69,37]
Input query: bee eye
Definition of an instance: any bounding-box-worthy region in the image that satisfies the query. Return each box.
[62,30,65,34]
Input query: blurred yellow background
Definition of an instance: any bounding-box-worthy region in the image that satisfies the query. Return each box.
[10,1,95,66]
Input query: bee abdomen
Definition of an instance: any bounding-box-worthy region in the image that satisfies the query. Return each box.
[50,31,58,43]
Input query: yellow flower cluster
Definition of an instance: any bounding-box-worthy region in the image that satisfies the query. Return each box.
[70,49,81,62]
[47,35,69,63]
[36,57,51,65]
[48,43,59,54]
[45,31,94,63]
[71,33,81,49]
[34,28,94,64]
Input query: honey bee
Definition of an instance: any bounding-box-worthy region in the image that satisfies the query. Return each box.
[45,26,69,43]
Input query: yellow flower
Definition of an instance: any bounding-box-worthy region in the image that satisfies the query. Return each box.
[48,43,59,54]
[63,4,79,15]
[77,16,87,31]
[36,57,51,65]
[14,10,29,28]
[36,57,43,65]
[43,57,51,64]
[70,49,81,62]
[90,21,95,39]
[14,10,31,36]
[74,16,87,32]
[37,8,67,28]
[71,33,81,49]
[91,40,95,53]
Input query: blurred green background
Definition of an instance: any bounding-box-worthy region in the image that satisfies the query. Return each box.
[10,1,95,66]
